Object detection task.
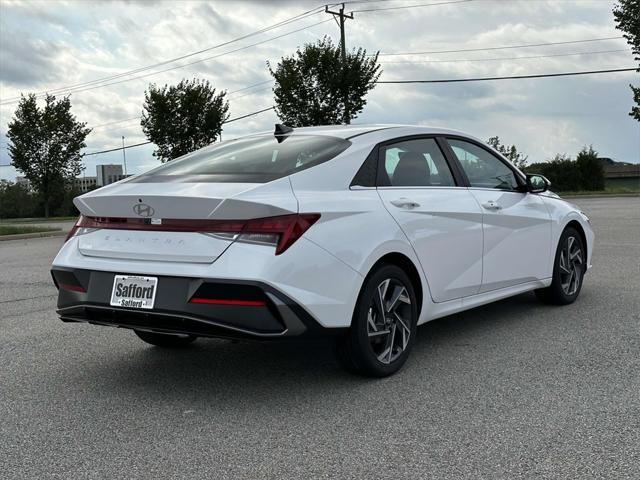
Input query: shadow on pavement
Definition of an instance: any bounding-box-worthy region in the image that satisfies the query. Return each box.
[77,291,560,400]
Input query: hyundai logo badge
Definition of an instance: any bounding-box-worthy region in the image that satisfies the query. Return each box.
[133,203,155,217]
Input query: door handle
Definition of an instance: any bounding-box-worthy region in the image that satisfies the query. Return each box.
[391,198,420,209]
[482,200,502,211]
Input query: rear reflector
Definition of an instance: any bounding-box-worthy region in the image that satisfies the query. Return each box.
[59,283,86,293]
[189,298,266,307]
[51,269,87,293]
[71,213,321,255]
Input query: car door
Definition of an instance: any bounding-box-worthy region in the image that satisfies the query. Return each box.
[444,137,552,293]
[376,137,484,303]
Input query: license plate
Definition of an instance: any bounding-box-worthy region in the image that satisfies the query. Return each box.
[110,275,158,309]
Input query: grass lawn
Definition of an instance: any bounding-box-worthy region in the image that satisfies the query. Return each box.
[0,225,61,236]
[0,216,77,224]
[558,187,640,196]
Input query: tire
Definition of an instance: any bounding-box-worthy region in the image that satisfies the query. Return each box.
[134,330,197,348]
[535,226,586,305]
[336,264,418,377]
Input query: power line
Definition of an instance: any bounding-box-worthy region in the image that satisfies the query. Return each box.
[228,80,273,94]
[380,48,631,64]
[91,85,276,134]
[374,36,626,56]
[83,141,151,157]
[83,106,275,156]
[62,18,328,96]
[89,66,635,142]
[92,116,141,129]
[228,86,274,101]
[224,106,275,124]
[353,0,475,13]
[0,5,327,104]
[378,67,637,84]
[0,18,330,105]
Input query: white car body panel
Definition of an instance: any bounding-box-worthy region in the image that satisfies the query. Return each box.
[52,124,594,334]
[377,186,484,302]
[467,188,552,292]
[540,195,594,270]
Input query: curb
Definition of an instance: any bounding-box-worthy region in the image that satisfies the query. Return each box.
[0,230,66,242]
[561,193,640,199]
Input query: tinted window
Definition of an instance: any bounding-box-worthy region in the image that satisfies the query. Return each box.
[132,135,351,183]
[381,138,456,187]
[448,139,518,190]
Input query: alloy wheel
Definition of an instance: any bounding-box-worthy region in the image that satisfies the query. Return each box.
[367,278,412,364]
[559,235,583,296]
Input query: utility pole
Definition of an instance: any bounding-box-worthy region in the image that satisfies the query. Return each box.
[121,136,128,175]
[325,3,353,124]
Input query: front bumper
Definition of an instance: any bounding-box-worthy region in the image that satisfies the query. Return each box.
[51,268,340,340]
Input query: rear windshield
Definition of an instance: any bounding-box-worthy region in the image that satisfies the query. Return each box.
[131,135,351,183]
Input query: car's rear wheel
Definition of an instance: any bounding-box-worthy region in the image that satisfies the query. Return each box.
[134,330,197,348]
[336,264,418,377]
[535,226,586,305]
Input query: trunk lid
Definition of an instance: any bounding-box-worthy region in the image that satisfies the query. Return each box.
[73,178,298,263]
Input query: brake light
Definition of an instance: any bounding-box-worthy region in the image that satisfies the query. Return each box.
[64,215,101,243]
[64,215,83,243]
[242,214,320,255]
[69,214,320,255]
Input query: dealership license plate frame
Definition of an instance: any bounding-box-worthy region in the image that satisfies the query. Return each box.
[110,275,158,310]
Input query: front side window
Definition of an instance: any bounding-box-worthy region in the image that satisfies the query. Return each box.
[132,135,351,183]
[380,138,456,187]
[448,139,519,191]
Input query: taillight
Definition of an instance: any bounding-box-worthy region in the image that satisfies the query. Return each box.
[66,214,320,255]
[64,215,83,243]
[64,215,99,243]
[241,214,320,255]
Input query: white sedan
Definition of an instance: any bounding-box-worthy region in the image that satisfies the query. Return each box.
[51,124,593,377]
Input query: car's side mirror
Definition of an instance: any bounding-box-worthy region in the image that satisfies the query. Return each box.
[526,174,550,193]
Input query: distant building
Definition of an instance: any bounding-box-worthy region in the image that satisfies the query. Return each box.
[598,158,640,190]
[74,176,97,193]
[96,164,127,186]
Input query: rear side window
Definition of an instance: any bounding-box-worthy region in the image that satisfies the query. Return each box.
[132,135,351,183]
[380,138,456,187]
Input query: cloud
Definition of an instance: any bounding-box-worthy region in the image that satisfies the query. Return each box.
[0,35,63,86]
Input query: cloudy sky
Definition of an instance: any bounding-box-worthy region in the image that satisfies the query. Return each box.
[0,0,638,181]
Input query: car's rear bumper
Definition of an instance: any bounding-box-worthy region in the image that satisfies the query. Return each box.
[51,267,343,340]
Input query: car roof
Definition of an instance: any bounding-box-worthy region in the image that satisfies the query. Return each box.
[248,124,480,142]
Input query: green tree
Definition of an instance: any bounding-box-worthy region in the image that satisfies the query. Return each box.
[575,145,605,191]
[0,180,39,219]
[141,79,230,162]
[268,36,381,126]
[7,94,91,217]
[487,136,528,169]
[613,0,640,121]
[526,154,581,192]
[526,147,605,192]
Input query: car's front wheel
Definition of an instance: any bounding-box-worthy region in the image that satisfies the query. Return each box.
[535,226,586,305]
[134,330,197,348]
[336,264,418,377]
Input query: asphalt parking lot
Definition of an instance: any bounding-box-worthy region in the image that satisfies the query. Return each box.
[1,196,639,479]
